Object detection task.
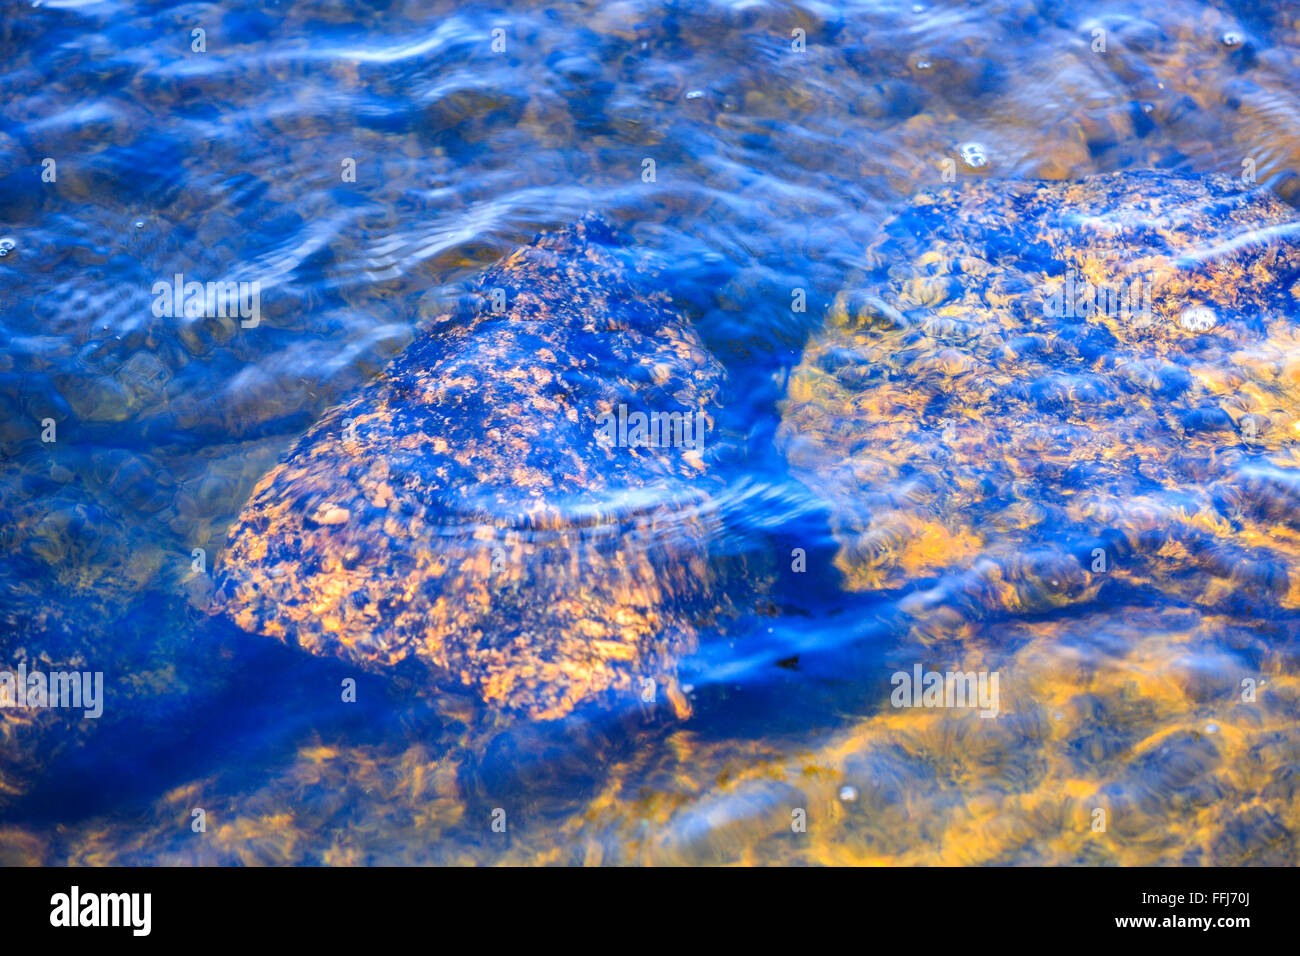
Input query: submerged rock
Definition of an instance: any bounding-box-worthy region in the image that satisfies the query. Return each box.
[215,216,728,720]
[780,171,1300,623]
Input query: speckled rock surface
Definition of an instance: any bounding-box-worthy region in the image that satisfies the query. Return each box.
[215,216,725,719]
[781,171,1300,628]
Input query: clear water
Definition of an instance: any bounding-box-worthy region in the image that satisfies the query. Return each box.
[2,0,1299,864]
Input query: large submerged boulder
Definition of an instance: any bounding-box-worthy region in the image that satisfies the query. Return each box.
[780,171,1300,625]
[215,215,728,720]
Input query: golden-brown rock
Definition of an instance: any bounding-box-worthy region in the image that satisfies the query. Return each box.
[781,171,1300,626]
[215,216,724,720]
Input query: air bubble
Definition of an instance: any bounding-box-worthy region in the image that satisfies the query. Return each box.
[839,785,859,802]
[915,58,932,71]
[1222,32,1243,48]
[134,220,145,229]
[685,89,704,100]
[0,237,15,257]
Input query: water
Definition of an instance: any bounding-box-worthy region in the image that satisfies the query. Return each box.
[2,0,1299,864]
